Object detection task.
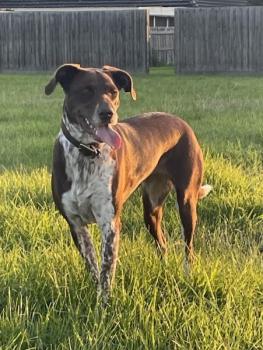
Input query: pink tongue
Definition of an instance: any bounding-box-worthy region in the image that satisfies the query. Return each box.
[96,126,122,149]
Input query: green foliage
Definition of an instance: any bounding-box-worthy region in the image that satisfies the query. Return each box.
[0,68,262,349]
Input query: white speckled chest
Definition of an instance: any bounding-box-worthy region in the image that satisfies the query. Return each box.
[59,133,116,228]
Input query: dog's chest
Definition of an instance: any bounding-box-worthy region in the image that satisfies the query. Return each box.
[59,135,116,227]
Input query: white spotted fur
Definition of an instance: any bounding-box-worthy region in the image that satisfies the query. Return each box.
[59,131,116,229]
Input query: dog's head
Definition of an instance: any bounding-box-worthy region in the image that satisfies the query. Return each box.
[45,64,136,149]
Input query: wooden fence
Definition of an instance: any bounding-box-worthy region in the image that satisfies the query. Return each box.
[0,10,149,72]
[174,7,263,73]
[149,27,174,66]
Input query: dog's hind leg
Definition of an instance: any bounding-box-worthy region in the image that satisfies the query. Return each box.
[176,185,212,270]
[142,174,172,253]
[176,189,198,268]
[70,225,100,285]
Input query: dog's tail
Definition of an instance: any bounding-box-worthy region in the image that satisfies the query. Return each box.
[198,184,212,199]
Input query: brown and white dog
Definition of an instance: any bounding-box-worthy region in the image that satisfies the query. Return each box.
[45,64,211,302]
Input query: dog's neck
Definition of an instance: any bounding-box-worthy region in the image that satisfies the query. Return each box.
[62,110,96,145]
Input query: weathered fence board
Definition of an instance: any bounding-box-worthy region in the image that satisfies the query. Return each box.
[0,10,149,72]
[174,7,263,73]
[149,27,174,66]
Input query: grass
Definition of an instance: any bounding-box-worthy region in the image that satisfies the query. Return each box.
[0,67,262,349]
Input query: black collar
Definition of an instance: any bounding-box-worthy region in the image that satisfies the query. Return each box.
[61,122,101,158]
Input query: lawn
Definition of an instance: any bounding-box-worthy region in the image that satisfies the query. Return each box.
[0,67,262,349]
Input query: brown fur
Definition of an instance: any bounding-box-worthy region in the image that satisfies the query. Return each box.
[112,113,205,260]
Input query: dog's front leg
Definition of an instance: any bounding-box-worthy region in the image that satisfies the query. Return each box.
[98,218,120,304]
[70,225,100,285]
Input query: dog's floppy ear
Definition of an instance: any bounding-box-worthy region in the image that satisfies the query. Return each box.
[102,65,136,101]
[45,64,81,95]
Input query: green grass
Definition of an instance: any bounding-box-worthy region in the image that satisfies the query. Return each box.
[0,67,262,349]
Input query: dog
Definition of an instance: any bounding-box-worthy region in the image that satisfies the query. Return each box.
[45,64,211,302]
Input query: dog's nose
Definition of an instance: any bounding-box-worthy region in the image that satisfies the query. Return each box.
[99,110,113,123]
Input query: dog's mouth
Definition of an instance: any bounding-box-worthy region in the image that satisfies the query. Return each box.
[84,118,122,150]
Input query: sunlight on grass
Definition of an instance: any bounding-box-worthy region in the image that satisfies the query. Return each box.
[0,160,262,348]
